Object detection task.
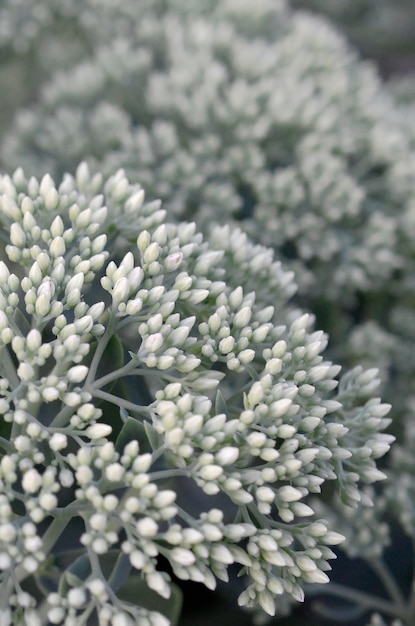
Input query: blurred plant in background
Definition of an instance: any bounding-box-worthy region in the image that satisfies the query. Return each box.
[289,0,415,76]
[1,0,415,420]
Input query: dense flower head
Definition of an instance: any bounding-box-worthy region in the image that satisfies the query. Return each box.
[3,0,415,428]
[0,0,408,304]
[0,163,392,624]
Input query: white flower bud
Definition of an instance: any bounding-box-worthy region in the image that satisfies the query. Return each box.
[105,463,125,482]
[143,242,160,264]
[125,189,145,213]
[323,531,345,545]
[76,466,94,484]
[219,336,235,354]
[67,588,86,608]
[67,365,89,383]
[86,424,112,439]
[39,493,58,511]
[303,569,330,584]
[238,349,255,364]
[362,468,387,483]
[136,517,158,537]
[128,266,144,290]
[48,608,65,624]
[233,306,252,329]
[165,252,183,272]
[17,362,35,382]
[22,469,42,493]
[199,464,223,481]
[49,433,68,451]
[256,486,275,503]
[143,333,164,353]
[216,446,239,466]
[39,173,54,196]
[26,329,42,352]
[10,223,26,247]
[76,208,93,229]
[187,289,209,304]
[147,572,170,599]
[112,277,130,304]
[43,187,59,211]
[279,486,303,502]
[50,215,64,238]
[130,550,146,570]
[2,196,20,220]
[35,294,51,317]
[211,545,234,565]
[272,340,287,358]
[126,298,143,315]
[278,424,296,439]
[66,273,84,294]
[247,381,265,406]
[49,236,66,257]
[170,547,196,566]
[0,262,10,284]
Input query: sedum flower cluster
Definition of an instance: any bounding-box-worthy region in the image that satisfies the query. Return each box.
[0,1,414,624]
[0,0,407,302]
[0,162,392,624]
[3,0,415,425]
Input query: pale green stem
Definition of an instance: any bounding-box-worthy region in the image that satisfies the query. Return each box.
[0,347,19,389]
[40,515,74,555]
[368,556,407,609]
[85,316,117,386]
[50,404,77,428]
[0,571,12,615]
[91,388,151,414]
[150,468,190,481]
[13,515,73,585]
[311,582,405,621]
[90,359,138,389]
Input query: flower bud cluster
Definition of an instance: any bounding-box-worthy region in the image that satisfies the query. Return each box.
[0,164,392,623]
[3,0,415,437]
[0,0,406,304]
[47,582,170,626]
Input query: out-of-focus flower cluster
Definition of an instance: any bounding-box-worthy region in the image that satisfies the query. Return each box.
[289,0,415,65]
[0,0,405,297]
[2,0,415,425]
[0,163,392,624]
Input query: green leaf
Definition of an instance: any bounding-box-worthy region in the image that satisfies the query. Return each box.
[107,553,132,593]
[13,308,31,334]
[118,576,183,626]
[115,416,147,454]
[58,553,91,595]
[115,415,161,454]
[96,333,124,388]
[143,420,161,452]
[215,390,228,416]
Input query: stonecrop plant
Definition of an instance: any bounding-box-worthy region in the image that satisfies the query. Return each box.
[0,162,393,625]
[2,0,415,427]
[0,0,405,300]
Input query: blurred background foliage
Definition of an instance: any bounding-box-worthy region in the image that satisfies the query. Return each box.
[290,0,415,77]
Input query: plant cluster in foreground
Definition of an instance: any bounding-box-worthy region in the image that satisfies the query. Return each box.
[0,163,392,625]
